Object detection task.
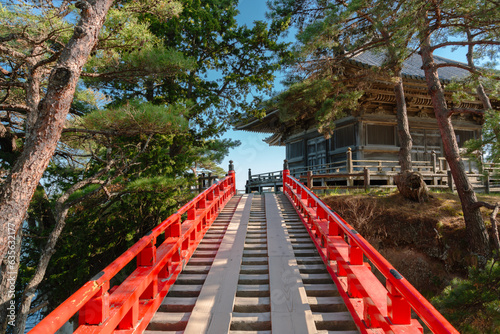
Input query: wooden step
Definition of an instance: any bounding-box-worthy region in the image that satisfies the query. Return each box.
[244,238,268,244]
[233,297,271,312]
[293,249,318,256]
[167,284,202,297]
[159,296,197,312]
[181,265,211,274]
[240,265,269,274]
[147,312,190,331]
[301,273,333,284]
[298,264,329,274]
[229,331,271,334]
[192,250,218,257]
[244,244,267,250]
[312,312,358,331]
[316,330,360,334]
[238,274,269,284]
[308,296,348,313]
[230,312,272,331]
[295,257,325,264]
[303,283,339,297]
[236,284,270,297]
[293,243,317,250]
[289,237,314,243]
[175,274,207,285]
[241,257,269,265]
[243,249,268,257]
[187,257,213,266]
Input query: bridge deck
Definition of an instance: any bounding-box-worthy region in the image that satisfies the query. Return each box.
[144,193,358,334]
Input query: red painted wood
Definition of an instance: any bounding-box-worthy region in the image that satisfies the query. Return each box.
[30,172,236,334]
[283,169,458,334]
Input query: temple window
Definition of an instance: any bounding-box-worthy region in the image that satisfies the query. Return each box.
[331,124,356,150]
[455,130,475,147]
[288,140,303,160]
[366,124,397,146]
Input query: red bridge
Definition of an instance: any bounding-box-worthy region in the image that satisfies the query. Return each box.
[29,162,458,334]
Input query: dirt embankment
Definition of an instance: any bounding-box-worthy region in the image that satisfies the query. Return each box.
[322,192,499,297]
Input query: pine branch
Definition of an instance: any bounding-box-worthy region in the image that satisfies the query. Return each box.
[32,51,62,71]
[0,44,26,60]
[0,33,20,43]
[0,81,26,88]
[0,103,31,114]
[431,40,500,51]
[432,63,500,80]
[62,127,162,136]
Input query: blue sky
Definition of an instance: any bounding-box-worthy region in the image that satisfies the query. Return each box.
[221,0,476,191]
[221,0,286,191]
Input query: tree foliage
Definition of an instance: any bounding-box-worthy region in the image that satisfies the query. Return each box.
[1,1,289,332]
[265,0,418,136]
[432,259,500,333]
[465,109,500,169]
[267,0,500,254]
[140,0,289,135]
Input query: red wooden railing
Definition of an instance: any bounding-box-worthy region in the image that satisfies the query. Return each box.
[29,166,236,334]
[283,163,459,334]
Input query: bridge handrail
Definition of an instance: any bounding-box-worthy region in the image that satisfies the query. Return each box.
[283,170,458,334]
[30,169,236,334]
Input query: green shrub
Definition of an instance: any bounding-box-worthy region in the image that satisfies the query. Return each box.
[431,259,500,333]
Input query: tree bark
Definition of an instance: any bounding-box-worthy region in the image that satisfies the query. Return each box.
[12,156,116,333]
[466,29,493,111]
[491,205,500,254]
[0,0,115,261]
[393,68,429,202]
[26,53,43,133]
[0,228,22,334]
[14,204,69,334]
[394,71,413,173]
[420,35,490,261]
[475,84,492,110]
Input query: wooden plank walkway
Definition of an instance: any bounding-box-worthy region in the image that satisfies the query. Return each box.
[144,194,358,334]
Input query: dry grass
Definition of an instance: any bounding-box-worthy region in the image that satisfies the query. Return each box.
[321,190,500,295]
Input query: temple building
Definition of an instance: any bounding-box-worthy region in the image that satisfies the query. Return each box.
[236,51,496,173]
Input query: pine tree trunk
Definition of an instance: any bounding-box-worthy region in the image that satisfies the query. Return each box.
[14,204,70,334]
[0,0,115,261]
[476,84,492,110]
[420,36,490,261]
[466,29,493,111]
[394,72,413,173]
[0,229,22,334]
[393,70,429,202]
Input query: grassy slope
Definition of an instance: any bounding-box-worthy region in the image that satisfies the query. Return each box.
[321,190,500,296]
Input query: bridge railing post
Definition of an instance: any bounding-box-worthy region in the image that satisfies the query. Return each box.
[328,215,339,236]
[306,171,313,189]
[346,147,353,186]
[278,167,459,334]
[78,280,110,326]
[283,159,290,194]
[387,280,412,325]
[228,160,236,194]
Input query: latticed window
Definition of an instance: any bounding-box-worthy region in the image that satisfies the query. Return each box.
[307,138,327,167]
[288,140,303,159]
[366,124,396,146]
[411,128,441,161]
[331,124,356,150]
[455,130,475,147]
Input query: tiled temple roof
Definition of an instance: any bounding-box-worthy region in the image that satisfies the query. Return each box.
[236,51,475,138]
[351,50,470,81]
